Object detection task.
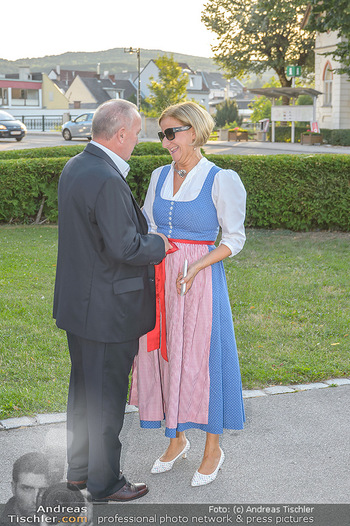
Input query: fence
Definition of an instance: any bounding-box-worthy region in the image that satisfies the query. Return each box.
[22,115,63,132]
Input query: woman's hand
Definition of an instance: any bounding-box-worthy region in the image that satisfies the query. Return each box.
[176,262,200,295]
[175,244,232,296]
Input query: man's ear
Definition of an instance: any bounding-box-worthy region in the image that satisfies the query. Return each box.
[117,127,126,143]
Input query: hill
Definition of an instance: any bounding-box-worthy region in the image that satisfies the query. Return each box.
[0,47,219,76]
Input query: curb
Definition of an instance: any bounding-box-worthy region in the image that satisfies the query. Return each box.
[1,378,349,431]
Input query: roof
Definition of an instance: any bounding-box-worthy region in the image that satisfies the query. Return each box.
[53,69,99,82]
[248,87,322,99]
[178,63,194,73]
[54,80,71,92]
[113,79,137,100]
[82,77,118,103]
[114,71,138,82]
[75,77,136,103]
[201,71,244,93]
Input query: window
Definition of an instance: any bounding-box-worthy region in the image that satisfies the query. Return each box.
[75,114,89,122]
[11,88,39,106]
[323,63,333,106]
[0,88,8,105]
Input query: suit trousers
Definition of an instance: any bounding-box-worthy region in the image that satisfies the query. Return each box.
[66,332,139,499]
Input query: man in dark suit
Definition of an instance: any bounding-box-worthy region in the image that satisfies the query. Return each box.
[53,99,169,502]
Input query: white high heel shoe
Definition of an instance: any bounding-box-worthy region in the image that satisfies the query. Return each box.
[191,448,225,487]
[151,439,190,474]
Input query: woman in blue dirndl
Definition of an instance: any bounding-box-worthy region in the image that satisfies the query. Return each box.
[129,102,246,486]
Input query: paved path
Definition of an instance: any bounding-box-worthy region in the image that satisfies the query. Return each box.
[1,133,350,155]
[204,139,350,156]
[1,379,349,505]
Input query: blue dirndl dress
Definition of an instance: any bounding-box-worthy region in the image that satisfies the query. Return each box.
[129,163,245,437]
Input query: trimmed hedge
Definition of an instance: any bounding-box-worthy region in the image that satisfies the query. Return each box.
[132,142,170,156]
[0,146,85,160]
[0,157,65,223]
[0,142,169,160]
[0,154,349,231]
[208,154,350,231]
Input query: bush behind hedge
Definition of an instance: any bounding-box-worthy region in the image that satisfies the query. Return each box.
[0,154,349,230]
[265,126,350,146]
[267,126,309,143]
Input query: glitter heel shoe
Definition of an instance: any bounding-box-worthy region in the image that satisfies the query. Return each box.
[191,448,225,487]
[151,439,190,474]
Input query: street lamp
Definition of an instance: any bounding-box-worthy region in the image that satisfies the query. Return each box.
[124,47,141,110]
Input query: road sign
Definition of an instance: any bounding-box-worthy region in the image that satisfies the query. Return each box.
[286,65,302,77]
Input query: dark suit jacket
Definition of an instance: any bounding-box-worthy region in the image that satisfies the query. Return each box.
[53,142,165,343]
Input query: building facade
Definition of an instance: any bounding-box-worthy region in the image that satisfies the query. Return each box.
[315,32,350,129]
[0,67,69,113]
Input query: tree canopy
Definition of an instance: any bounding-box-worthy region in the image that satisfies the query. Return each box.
[306,0,350,75]
[145,55,188,115]
[215,99,242,127]
[202,0,315,87]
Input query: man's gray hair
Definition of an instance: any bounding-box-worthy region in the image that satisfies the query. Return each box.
[92,99,139,141]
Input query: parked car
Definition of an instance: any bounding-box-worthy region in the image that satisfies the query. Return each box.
[62,112,94,140]
[0,111,27,141]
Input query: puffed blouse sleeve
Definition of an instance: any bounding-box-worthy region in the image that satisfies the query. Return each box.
[212,168,247,257]
[142,166,162,233]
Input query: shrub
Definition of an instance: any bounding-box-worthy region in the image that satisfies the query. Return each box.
[0,142,169,159]
[0,153,349,231]
[132,142,171,156]
[267,126,309,142]
[264,127,350,146]
[329,129,350,146]
[0,145,85,159]
[320,128,333,144]
[207,154,350,231]
[0,157,67,223]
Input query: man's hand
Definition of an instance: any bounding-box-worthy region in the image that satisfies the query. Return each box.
[155,232,171,253]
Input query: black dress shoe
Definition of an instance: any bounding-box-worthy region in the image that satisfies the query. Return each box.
[67,480,87,491]
[93,482,148,502]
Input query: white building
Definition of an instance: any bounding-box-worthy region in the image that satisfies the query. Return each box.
[314,32,350,129]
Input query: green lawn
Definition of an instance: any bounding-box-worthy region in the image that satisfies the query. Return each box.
[0,226,349,419]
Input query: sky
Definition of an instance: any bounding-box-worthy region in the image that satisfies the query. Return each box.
[2,0,217,61]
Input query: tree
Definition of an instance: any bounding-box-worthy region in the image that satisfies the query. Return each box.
[306,0,350,75]
[249,77,280,122]
[202,0,315,90]
[146,55,188,114]
[215,99,241,127]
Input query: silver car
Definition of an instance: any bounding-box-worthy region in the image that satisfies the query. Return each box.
[62,112,94,140]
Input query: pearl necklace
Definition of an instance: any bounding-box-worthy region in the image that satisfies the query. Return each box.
[172,162,187,178]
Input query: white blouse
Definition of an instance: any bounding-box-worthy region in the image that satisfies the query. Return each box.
[143,157,247,257]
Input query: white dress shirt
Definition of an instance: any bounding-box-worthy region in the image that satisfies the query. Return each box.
[90,140,130,179]
[143,157,247,257]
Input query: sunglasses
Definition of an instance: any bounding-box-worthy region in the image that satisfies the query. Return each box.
[158,125,191,142]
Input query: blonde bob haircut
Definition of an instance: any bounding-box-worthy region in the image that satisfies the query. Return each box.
[159,101,215,148]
